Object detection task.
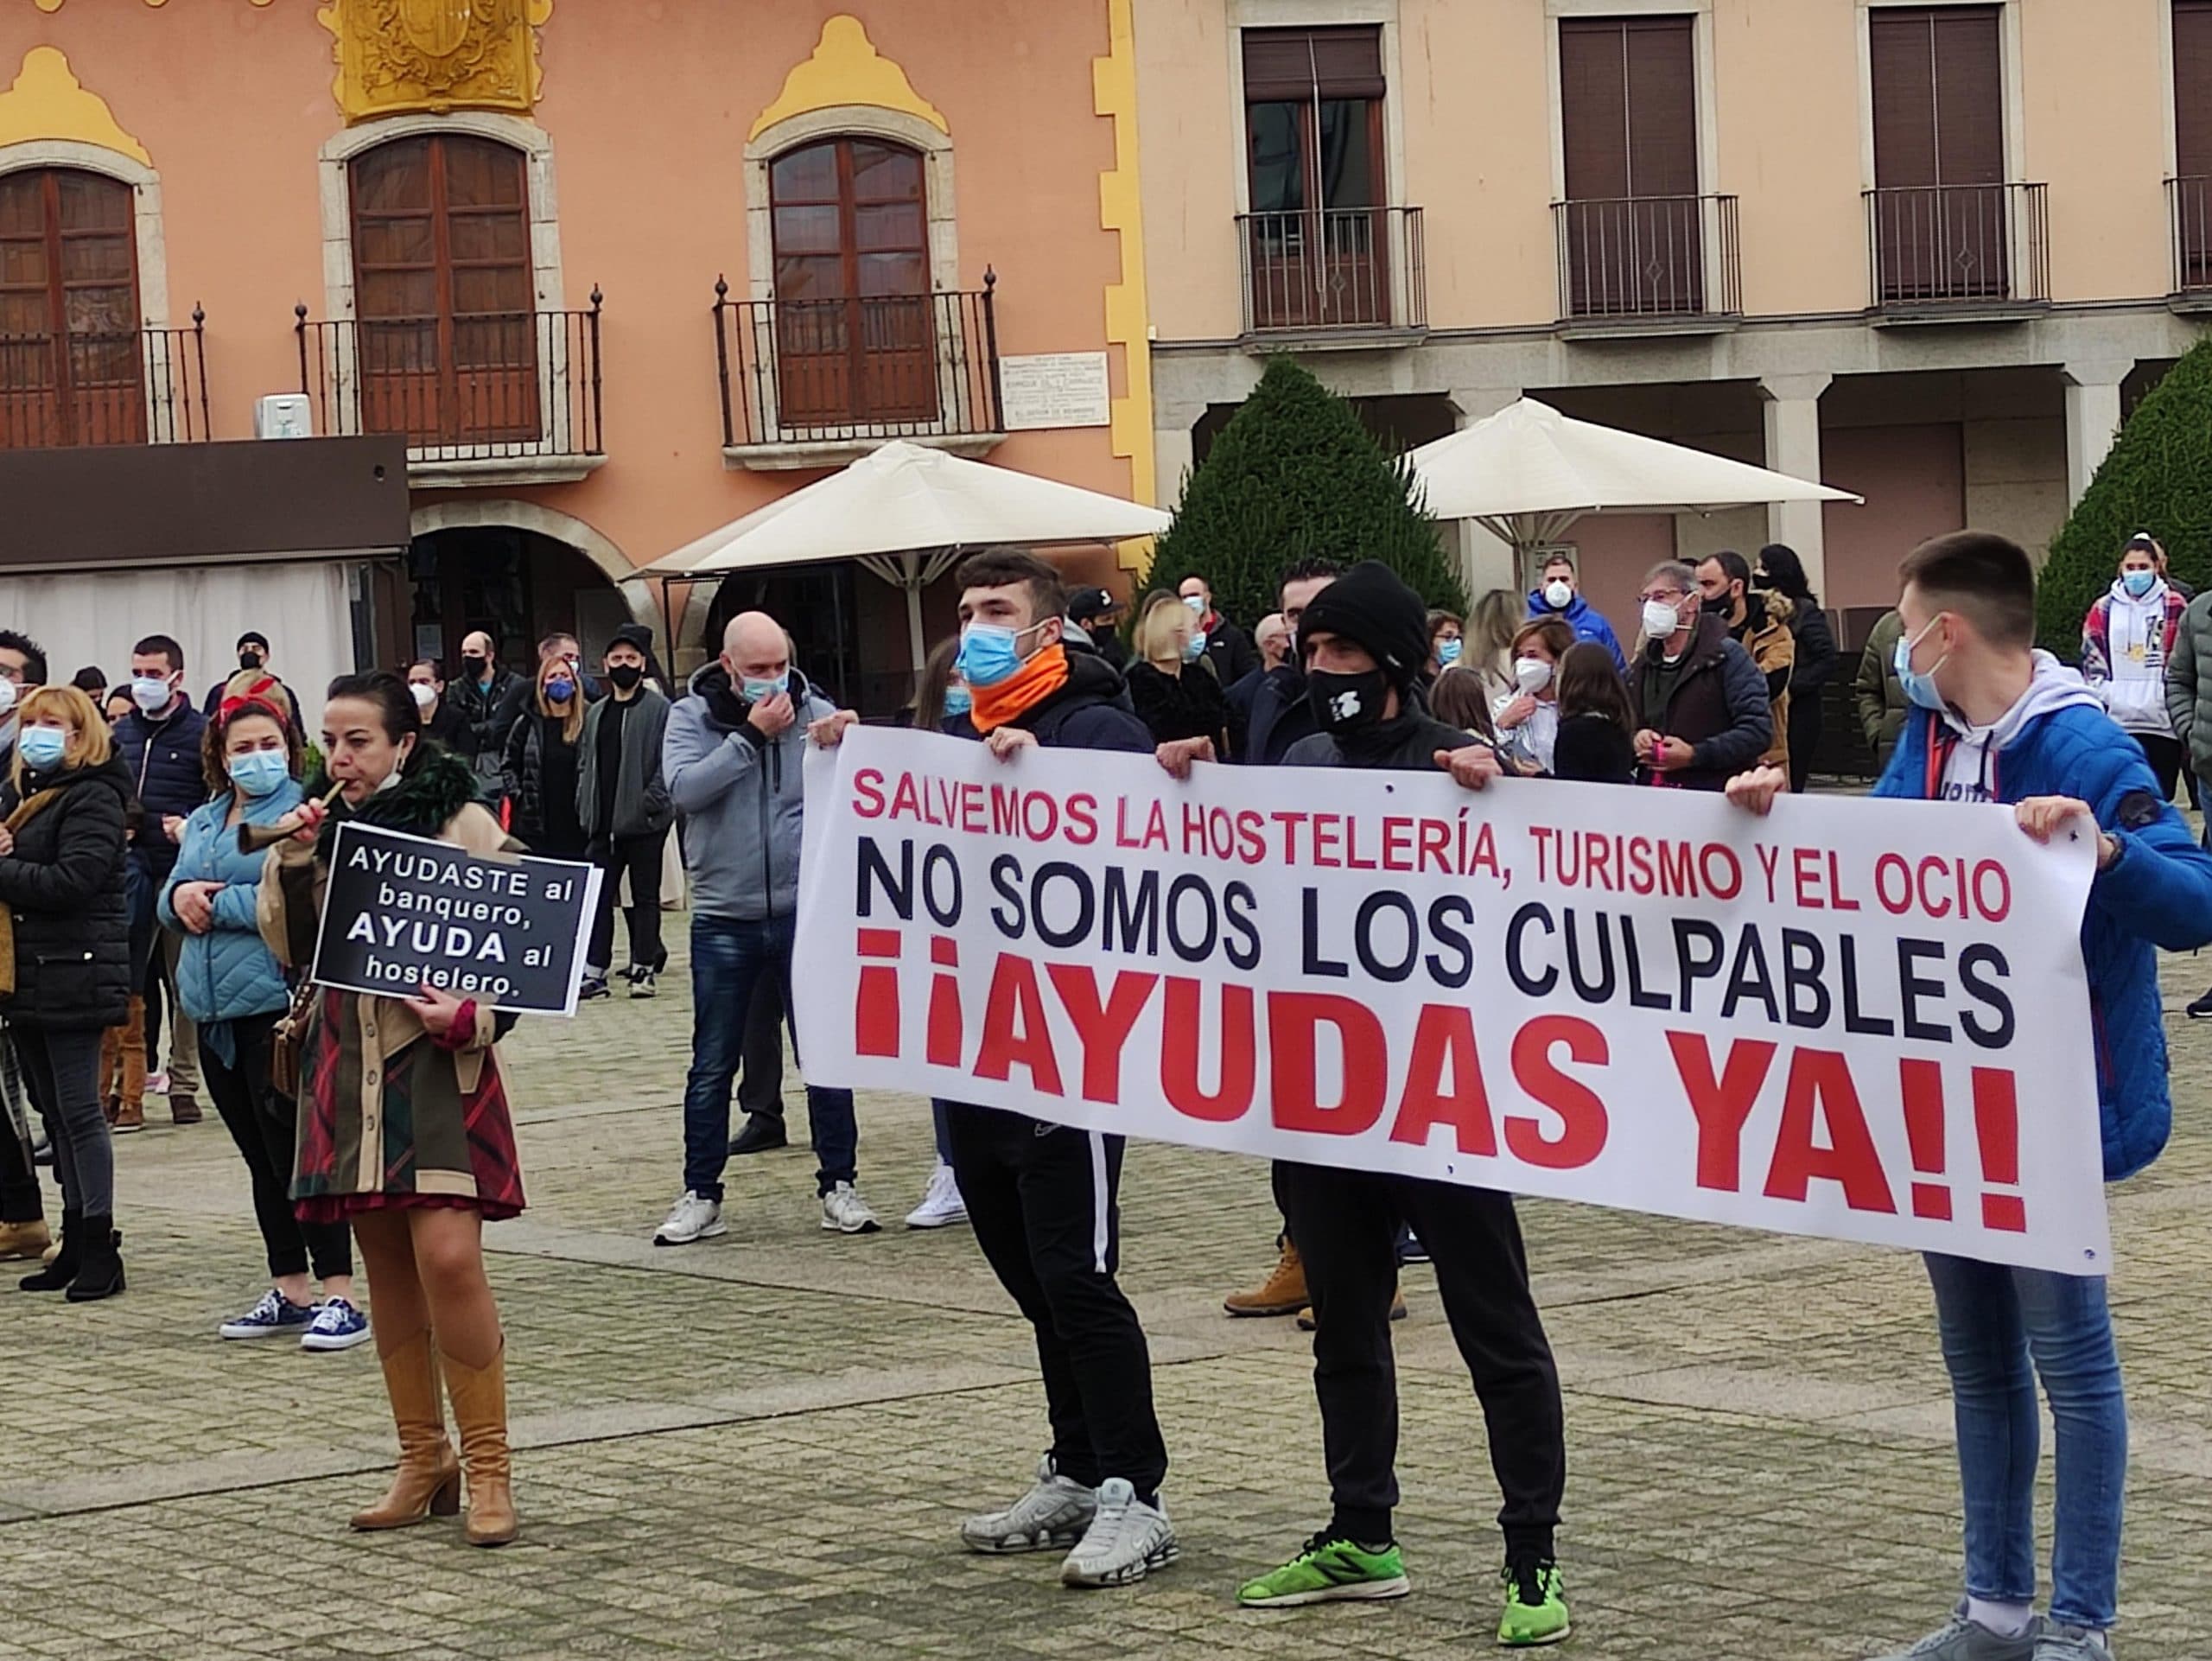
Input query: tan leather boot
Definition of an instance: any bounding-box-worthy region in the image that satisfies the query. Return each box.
[1224,1236,1307,1317]
[0,1219,51,1261]
[114,996,148,1132]
[350,1330,461,1531]
[443,1344,518,1547]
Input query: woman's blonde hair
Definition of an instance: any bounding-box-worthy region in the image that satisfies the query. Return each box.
[1134,589,1195,665]
[535,656,586,744]
[12,684,109,786]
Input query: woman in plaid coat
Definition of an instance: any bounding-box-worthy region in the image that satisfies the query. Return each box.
[259,671,526,1547]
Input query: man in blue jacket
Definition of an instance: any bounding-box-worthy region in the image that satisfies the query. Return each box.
[1729,531,2212,1661]
[1526,551,1625,671]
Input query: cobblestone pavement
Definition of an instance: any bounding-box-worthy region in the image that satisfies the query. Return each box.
[4,921,2209,1660]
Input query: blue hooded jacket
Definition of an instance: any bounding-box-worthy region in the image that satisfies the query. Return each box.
[1527,586,1627,671]
[1876,658,2212,1180]
[157,777,304,1028]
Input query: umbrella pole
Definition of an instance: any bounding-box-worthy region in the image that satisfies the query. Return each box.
[905,582,927,688]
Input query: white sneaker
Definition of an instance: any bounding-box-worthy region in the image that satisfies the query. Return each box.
[904,1161,968,1229]
[146,1070,171,1096]
[1060,1478,1177,1588]
[820,1181,880,1234]
[960,1455,1097,1555]
[654,1190,725,1246]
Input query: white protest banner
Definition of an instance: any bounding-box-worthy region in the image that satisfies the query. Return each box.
[794,729,2109,1275]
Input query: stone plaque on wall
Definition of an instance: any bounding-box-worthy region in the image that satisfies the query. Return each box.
[998,352,1112,432]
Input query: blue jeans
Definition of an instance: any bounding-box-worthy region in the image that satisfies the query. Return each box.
[1924,1253,2126,1631]
[683,914,855,1200]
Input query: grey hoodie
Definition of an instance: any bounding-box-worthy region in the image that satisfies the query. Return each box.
[662,663,836,921]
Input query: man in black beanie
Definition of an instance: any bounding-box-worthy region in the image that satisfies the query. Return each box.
[1237,561,1572,1648]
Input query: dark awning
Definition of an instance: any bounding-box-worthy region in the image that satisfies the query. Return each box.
[0,436,412,575]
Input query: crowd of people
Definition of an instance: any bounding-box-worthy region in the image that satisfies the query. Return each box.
[0,520,2202,1660]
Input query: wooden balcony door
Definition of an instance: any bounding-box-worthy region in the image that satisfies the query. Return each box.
[1558,15,1703,316]
[769,137,936,429]
[2174,0,2212,287]
[350,135,538,446]
[0,169,144,449]
[1243,25,1388,329]
[1870,6,2007,301]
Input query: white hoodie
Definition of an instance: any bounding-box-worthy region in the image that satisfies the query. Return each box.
[1934,651,2105,805]
[2090,575,2176,737]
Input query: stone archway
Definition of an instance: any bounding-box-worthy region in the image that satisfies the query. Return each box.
[408,498,660,657]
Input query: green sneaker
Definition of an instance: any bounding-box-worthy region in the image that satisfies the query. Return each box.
[1236,1531,1412,1607]
[1497,1558,1571,1646]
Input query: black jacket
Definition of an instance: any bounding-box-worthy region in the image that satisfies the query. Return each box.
[1281,705,1478,772]
[0,755,134,1028]
[452,666,524,768]
[1550,712,1637,784]
[1783,595,1840,696]
[1199,615,1261,687]
[421,697,471,753]
[502,710,587,854]
[114,701,209,881]
[1000,652,1153,754]
[1126,660,1229,747]
[1240,665,1320,767]
[1626,614,1775,791]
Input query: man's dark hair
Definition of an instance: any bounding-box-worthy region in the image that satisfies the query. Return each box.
[536,632,579,660]
[1540,550,1578,576]
[0,630,48,686]
[955,545,1065,625]
[1703,550,1751,593]
[133,633,183,674]
[1277,557,1344,604]
[409,657,446,680]
[1898,531,2037,649]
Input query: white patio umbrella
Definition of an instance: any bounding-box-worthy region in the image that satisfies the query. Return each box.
[647,440,1171,671]
[1407,398,1860,552]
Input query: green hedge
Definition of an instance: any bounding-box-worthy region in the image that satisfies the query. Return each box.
[1145,356,1466,628]
[2036,341,2212,655]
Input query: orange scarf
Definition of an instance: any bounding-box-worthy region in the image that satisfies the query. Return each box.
[968,644,1071,734]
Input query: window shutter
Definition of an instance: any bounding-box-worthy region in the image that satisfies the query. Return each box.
[1623,17,1698,197]
[1242,27,1384,101]
[1870,10,1938,188]
[1931,7,2003,185]
[1559,19,1630,200]
[2179,1,2212,175]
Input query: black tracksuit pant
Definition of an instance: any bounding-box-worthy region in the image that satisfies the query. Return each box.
[943,1102,1168,1497]
[1277,1160,1565,1559]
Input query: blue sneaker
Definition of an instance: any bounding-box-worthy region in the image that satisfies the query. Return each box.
[219,1289,316,1340]
[301,1296,372,1352]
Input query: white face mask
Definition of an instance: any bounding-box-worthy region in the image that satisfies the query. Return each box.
[1543,579,1573,611]
[1642,596,1686,640]
[132,675,175,714]
[0,678,16,717]
[410,682,438,712]
[1514,656,1554,694]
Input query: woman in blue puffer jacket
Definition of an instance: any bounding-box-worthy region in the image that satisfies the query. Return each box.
[158,678,366,1353]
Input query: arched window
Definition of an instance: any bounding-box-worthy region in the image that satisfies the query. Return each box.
[0,167,143,447]
[769,137,934,426]
[349,133,537,442]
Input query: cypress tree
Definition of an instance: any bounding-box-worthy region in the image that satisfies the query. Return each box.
[1146,356,1467,627]
[2036,340,2212,655]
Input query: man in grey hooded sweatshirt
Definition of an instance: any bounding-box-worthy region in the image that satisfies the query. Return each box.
[652,612,877,1245]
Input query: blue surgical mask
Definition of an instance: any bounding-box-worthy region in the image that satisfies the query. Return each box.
[956,623,1024,689]
[1183,595,1205,617]
[2123,569,2156,598]
[1437,638,1464,667]
[1183,632,1207,664]
[1893,616,1950,713]
[17,726,67,772]
[741,671,791,703]
[942,684,973,718]
[131,676,174,715]
[227,749,290,799]
[544,676,575,703]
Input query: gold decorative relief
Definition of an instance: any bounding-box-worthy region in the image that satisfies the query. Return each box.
[750,15,946,142]
[0,47,151,163]
[318,0,552,123]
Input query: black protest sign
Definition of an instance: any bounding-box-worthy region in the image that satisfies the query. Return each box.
[311,822,601,1015]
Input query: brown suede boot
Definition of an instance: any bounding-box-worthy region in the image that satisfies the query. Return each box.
[444,1344,517,1547]
[350,1330,461,1531]
[0,1219,51,1261]
[1224,1236,1308,1317]
[113,996,147,1133]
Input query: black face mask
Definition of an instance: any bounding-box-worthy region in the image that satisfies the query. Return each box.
[1702,594,1735,618]
[238,652,264,671]
[461,654,486,676]
[1306,667,1389,735]
[607,664,645,692]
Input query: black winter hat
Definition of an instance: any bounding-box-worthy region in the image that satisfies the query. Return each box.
[611,622,657,654]
[1294,560,1430,690]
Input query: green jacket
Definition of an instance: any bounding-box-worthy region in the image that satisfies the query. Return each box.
[2164,590,2212,780]
[1853,608,1909,773]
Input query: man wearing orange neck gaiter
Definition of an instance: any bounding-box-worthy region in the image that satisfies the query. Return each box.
[936,547,1178,1591]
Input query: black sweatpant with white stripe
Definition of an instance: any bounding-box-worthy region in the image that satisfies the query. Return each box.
[943,1102,1168,1497]
[1278,1160,1565,1560]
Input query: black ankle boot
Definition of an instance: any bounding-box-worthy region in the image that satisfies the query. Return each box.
[19,1207,82,1292]
[64,1218,124,1302]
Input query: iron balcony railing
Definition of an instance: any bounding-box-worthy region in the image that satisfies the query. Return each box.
[1236,206,1426,335]
[2167,175,2212,294]
[0,309,210,450]
[294,291,603,464]
[715,275,1002,449]
[1864,182,2048,309]
[1554,194,1740,321]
